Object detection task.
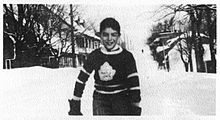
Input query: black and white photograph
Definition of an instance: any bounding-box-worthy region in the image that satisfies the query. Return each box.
[0,0,218,119]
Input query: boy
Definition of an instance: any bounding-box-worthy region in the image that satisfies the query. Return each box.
[68,17,141,115]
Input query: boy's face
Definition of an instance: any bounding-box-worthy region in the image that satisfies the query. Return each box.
[100,27,120,51]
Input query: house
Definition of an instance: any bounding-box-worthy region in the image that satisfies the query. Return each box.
[150,30,215,73]
[149,31,181,71]
[58,23,101,68]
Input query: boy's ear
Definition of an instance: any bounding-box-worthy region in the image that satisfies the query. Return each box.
[95,32,101,37]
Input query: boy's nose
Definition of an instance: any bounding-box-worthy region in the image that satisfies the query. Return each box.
[107,35,113,41]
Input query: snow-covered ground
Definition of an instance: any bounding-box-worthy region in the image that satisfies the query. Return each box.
[0,46,216,120]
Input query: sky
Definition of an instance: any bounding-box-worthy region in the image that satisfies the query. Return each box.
[1,1,219,56]
[1,1,218,50]
[79,4,161,49]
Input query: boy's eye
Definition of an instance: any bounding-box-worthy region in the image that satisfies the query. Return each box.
[101,32,119,37]
[102,33,108,37]
[112,33,118,37]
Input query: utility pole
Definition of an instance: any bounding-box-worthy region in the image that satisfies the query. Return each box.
[70,4,76,67]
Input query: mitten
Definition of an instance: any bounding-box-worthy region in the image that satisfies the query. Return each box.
[68,99,83,115]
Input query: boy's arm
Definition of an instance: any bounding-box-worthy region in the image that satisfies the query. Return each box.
[73,52,94,100]
[69,54,94,115]
[126,53,141,103]
[125,52,142,115]
[73,68,91,100]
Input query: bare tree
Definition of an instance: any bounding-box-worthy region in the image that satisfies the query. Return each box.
[3,4,81,68]
[148,4,216,73]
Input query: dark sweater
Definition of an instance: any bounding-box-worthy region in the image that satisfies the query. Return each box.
[74,45,141,103]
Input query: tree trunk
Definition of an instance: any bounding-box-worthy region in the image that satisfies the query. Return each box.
[190,9,205,73]
[190,11,197,72]
[186,33,193,72]
[195,9,205,72]
[206,8,216,73]
[188,49,193,72]
[70,4,76,67]
[178,41,189,72]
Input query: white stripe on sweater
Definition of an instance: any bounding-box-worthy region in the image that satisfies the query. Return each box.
[72,95,81,101]
[127,72,138,78]
[94,83,121,87]
[129,86,140,90]
[95,88,127,94]
[76,79,85,84]
[81,67,90,76]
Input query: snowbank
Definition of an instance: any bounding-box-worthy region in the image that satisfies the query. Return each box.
[0,67,94,118]
[0,48,216,119]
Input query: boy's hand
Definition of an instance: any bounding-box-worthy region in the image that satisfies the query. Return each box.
[68,99,83,115]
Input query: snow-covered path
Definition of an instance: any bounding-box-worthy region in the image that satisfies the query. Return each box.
[0,47,216,120]
[134,48,216,117]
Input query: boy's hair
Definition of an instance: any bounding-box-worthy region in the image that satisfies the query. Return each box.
[100,17,121,35]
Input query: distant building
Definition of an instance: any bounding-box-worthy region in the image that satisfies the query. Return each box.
[150,31,180,71]
[57,23,101,68]
[59,32,100,68]
[40,15,101,68]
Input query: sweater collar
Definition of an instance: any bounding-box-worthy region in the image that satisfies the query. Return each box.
[100,44,123,55]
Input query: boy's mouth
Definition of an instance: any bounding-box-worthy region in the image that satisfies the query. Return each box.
[106,42,114,46]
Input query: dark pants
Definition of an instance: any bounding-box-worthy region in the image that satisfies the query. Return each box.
[93,91,131,115]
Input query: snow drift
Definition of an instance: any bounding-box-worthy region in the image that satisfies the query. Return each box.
[0,47,216,119]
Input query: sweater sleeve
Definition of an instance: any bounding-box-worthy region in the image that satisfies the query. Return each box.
[73,53,94,99]
[125,52,141,103]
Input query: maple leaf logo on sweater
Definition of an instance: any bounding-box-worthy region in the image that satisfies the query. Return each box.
[98,62,116,81]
